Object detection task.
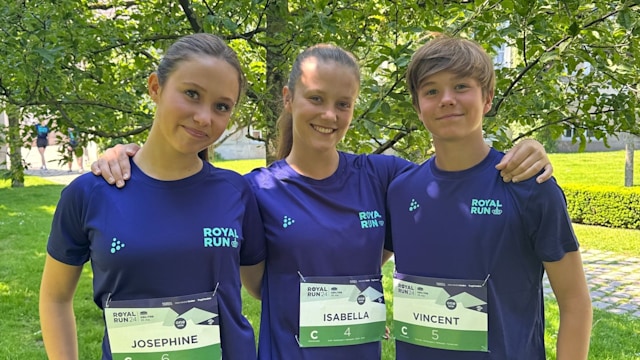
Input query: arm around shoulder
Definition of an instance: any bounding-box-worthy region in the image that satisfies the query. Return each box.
[495,139,553,183]
[544,251,592,360]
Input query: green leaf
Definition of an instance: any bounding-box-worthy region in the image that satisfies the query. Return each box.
[569,22,580,36]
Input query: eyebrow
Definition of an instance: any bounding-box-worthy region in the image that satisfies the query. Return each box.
[304,88,355,101]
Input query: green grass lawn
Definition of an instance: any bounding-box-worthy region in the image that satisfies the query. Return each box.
[1,151,638,359]
[548,149,640,187]
[214,158,265,175]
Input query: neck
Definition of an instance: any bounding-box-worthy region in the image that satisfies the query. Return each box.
[432,138,490,172]
[134,138,204,180]
[286,147,340,180]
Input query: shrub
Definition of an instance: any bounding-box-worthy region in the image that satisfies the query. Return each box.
[564,184,640,229]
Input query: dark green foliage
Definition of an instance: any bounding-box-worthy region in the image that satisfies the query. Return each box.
[0,0,638,165]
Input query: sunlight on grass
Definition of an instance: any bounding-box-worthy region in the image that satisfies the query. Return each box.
[1,175,60,188]
[82,266,94,279]
[549,150,640,187]
[574,223,640,257]
[214,158,266,174]
[37,205,57,214]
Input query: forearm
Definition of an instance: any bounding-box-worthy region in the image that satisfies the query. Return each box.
[40,300,79,360]
[555,297,592,360]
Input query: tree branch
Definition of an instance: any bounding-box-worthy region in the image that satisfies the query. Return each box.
[490,3,636,117]
[87,1,137,11]
[212,126,244,149]
[512,108,619,142]
[179,0,203,33]
[92,34,185,55]
[44,87,151,138]
[372,126,418,154]
[20,99,149,117]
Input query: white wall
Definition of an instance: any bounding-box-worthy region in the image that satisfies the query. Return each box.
[214,127,265,160]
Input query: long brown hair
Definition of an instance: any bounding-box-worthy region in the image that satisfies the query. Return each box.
[275,44,360,160]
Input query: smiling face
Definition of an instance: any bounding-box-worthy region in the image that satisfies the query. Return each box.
[285,57,359,157]
[148,55,240,156]
[416,70,493,144]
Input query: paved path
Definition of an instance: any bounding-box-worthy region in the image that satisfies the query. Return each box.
[25,167,86,185]
[21,144,90,185]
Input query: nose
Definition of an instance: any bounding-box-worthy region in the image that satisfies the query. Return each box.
[193,106,213,126]
[321,107,337,122]
[440,89,456,107]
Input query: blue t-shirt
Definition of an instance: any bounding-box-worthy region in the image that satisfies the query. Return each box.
[245,152,413,360]
[387,148,579,360]
[36,124,49,139]
[47,160,266,359]
[68,129,78,147]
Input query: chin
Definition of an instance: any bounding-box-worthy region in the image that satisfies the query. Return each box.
[309,143,337,154]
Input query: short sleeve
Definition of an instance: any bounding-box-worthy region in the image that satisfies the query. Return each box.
[239,184,266,266]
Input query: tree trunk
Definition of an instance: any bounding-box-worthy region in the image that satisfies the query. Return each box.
[264,0,289,165]
[624,133,635,187]
[6,107,25,188]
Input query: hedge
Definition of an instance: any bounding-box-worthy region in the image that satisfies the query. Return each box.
[563,184,640,230]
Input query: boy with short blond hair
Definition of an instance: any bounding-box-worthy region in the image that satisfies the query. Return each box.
[387,35,592,359]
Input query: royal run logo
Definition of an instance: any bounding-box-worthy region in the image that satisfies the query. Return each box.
[203,227,239,248]
[470,198,503,215]
[359,210,383,229]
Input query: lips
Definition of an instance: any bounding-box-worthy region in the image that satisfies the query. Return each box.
[183,126,208,138]
[311,124,335,134]
[437,113,463,120]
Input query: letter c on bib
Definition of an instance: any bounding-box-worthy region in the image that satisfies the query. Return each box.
[310,330,318,340]
[401,326,408,336]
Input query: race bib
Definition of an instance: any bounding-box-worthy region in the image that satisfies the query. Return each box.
[298,274,386,347]
[393,273,488,352]
[104,291,221,360]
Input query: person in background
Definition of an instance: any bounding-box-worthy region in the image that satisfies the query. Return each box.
[39,33,265,360]
[387,35,592,359]
[90,44,554,360]
[66,127,85,173]
[35,121,50,170]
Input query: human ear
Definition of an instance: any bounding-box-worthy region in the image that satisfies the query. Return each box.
[148,73,161,102]
[483,91,494,114]
[282,86,292,113]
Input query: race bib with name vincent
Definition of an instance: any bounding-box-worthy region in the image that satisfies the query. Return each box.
[393,273,488,352]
